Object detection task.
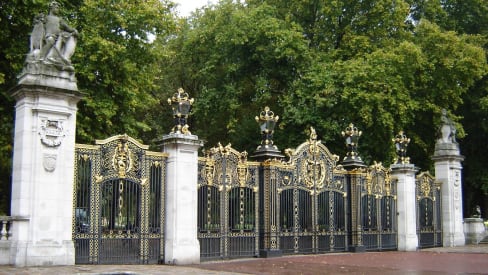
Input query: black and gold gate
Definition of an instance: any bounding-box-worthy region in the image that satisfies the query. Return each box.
[198,128,401,257]
[416,172,442,248]
[197,143,260,259]
[73,135,167,264]
[359,163,397,251]
[268,129,348,254]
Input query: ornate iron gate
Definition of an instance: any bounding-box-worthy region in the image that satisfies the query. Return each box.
[274,130,348,254]
[197,143,260,259]
[416,172,442,248]
[73,135,167,264]
[360,163,397,251]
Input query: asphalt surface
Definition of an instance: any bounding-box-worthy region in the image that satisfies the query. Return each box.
[1,244,487,275]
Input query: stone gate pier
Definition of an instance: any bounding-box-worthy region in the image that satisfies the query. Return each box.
[6,2,82,266]
[8,63,82,267]
[432,109,465,247]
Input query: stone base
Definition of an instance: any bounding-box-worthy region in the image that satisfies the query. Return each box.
[443,232,466,247]
[17,63,78,91]
[390,163,416,170]
[161,132,203,146]
[464,218,486,245]
[433,142,460,157]
[398,234,419,251]
[0,241,9,265]
[10,240,74,267]
[349,245,366,253]
[164,242,200,265]
[259,249,283,258]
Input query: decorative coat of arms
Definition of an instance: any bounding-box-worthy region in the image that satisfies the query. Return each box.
[43,153,57,172]
[39,119,65,147]
[112,140,133,178]
[301,127,326,189]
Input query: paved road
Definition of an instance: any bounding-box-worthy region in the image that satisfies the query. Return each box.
[1,245,487,275]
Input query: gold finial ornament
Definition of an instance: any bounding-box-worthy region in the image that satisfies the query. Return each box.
[255,106,279,149]
[341,123,362,161]
[167,88,194,135]
[255,106,279,145]
[252,106,284,159]
[393,130,411,164]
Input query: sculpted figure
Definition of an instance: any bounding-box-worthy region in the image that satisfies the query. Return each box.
[438,109,457,143]
[30,13,45,55]
[472,205,481,218]
[27,1,78,69]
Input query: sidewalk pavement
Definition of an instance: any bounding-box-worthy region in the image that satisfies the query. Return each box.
[1,244,487,275]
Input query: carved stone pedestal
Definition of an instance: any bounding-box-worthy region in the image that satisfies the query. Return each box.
[9,79,81,266]
[433,110,465,247]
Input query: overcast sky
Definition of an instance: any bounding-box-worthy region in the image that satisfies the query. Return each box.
[173,0,217,17]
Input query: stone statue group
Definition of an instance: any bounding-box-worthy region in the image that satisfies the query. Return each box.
[26,1,78,71]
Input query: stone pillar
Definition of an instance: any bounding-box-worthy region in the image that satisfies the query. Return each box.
[433,154,465,247]
[391,164,418,251]
[9,83,81,266]
[432,109,465,247]
[162,133,203,265]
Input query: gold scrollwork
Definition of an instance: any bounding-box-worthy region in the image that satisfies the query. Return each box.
[385,173,392,196]
[237,165,248,187]
[366,172,373,195]
[205,158,215,186]
[112,140,133,178]
[301,158,326,189]
[417,172,436,200]
[140,178,148,186]
[420,176,431,198]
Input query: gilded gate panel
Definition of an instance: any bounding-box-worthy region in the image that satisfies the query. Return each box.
[198,143,260,259]
[276,128,348,254]
[361,162,397,251]
[197,127,401,258]
[73,135,167,264]
[416,171,442,248]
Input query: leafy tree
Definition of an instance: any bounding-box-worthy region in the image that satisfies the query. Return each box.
[158,1,311,151]
[248,0,412,51]
[74,0,177,144]
[156,1,486,174]
[1,0,486,220]
[166,2,487,223]
[408,0,488,217]
[0,0,177,214]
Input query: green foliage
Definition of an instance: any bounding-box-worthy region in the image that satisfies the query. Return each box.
[75,0,177,143]
[0,0,177,214]
[0,0,487,218]
[159,1,310,150]
[158,0,487,173]
[409,0,488,217]
[248,0,411,51]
